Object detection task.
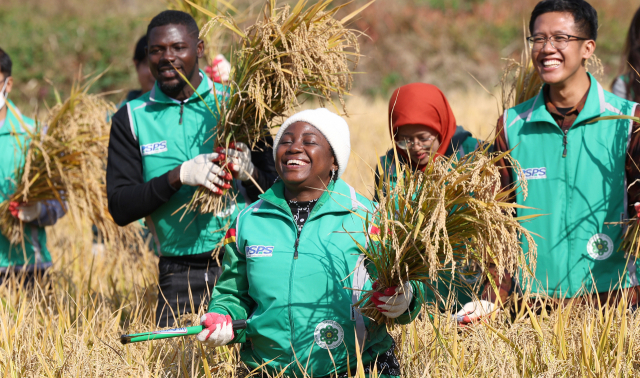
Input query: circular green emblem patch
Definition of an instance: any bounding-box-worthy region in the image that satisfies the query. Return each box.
[587,234,614,260]
[314,320,344,350]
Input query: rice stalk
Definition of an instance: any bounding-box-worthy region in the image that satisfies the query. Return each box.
[186,0,367,214]
[166,0,242,64]
[500,33,542,114]
[355,148,539,326]
[0,73,146,252]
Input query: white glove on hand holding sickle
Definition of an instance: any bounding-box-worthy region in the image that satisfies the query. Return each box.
[197,313,234,347]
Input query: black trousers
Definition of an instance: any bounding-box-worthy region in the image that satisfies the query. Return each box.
[155,251,223,327]
[0,267,50,287]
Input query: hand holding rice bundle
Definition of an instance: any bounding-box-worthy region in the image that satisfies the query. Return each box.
[0,77,145,251]
[184,0,365,214]
[357,84,539,326]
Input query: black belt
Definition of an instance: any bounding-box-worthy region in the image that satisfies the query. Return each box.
[158,250,224,269]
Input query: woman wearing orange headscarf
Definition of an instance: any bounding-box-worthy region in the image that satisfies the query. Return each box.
[375,83,482,312]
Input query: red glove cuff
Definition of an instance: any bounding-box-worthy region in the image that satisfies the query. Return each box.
[8,201,20,218]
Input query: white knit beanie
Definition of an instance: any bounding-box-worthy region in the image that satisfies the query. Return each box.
[273,108,351,179]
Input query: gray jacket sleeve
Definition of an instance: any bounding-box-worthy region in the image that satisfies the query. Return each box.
[612,77,628,100]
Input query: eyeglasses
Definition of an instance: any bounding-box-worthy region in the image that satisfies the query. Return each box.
[527,34,588,52]
[396,135,437,150]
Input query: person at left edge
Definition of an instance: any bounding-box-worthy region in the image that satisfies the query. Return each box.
[0,48,65,284]
[106,11,277,327]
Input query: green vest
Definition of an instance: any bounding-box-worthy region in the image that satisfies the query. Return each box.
[503,73,638,297]
[0,100,51,269]
[209,179,421,377]
[126,71,246,256]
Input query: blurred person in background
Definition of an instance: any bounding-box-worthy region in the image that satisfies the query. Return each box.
[612,6,640,102]
[106,11,277,327]
[375,83,483,314]
[118,35,156,108]
[458,0,640,324]
[198,108,424,378]
[0,48,65,284]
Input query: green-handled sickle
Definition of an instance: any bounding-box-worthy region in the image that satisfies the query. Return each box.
[120,319,247,345]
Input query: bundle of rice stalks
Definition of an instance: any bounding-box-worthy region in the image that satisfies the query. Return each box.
[185,0,368,213]
[0,75,146,251]
[355,149,538,325]
[622,204,640,259]
[166,0,241,63]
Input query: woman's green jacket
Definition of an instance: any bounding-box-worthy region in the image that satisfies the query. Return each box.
[208,179,422,377]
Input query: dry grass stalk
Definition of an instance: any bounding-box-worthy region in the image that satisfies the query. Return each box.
[0,75,146,252]
[186,0,366,214]
[355,148,538,325]
[2,100,640,377]
[167,0,241,62]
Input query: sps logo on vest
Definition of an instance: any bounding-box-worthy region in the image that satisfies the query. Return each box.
[140,141,168,156]
[246,245,274,258]
[523,167,547,180]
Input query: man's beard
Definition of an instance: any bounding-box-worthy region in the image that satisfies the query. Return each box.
[158,65,197,98]
[159,77,188,98]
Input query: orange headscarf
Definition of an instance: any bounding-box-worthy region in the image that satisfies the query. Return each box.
[388,83,457,169]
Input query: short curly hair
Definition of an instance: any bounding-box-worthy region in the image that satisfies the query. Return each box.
[147,10,199,41]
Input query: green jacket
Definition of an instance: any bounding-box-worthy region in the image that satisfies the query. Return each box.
[503,73,639,297]
[209,179,421,377]
[375,129,484,309]
[0,100,51,269]
[126,71,245,256]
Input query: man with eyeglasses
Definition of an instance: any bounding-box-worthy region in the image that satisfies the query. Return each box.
[455,0,640,324]
[0,48,65,284]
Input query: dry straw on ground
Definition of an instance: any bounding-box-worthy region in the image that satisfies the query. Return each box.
[185,0,367,214]
[0,74,146,252]
[2,216,639,377]
[1,91,640,375]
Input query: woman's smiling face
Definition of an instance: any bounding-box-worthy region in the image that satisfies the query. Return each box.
[395,124,441,165]
[276,121,337,198]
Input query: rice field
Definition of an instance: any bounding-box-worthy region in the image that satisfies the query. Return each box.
[2,89,639,377]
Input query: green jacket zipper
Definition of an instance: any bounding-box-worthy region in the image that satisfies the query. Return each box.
[179,101,185,125]
[287,219,300,367]
[286,202,321,367]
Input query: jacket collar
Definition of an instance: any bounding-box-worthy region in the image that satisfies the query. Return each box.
[0,99,26,136]
[148,70,212,104]
[527,73,605,127]
[256,179,366,219]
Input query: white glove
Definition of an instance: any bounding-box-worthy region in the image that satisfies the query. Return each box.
[373,281,413,318]
[206,54,231,83]
[225,142,255,182]
[179,153,232,194]
[13,202,43,222]
[197,313,234,347]
[454,300,499,324]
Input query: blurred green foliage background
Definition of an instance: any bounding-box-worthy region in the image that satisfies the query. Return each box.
[0,0,635,116]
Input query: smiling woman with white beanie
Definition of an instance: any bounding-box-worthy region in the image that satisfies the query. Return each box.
[197,108,423,377]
